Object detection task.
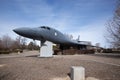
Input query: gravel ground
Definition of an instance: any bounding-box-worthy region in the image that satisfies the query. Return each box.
[0,51,120,80]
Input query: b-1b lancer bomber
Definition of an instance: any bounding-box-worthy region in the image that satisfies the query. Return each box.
[13,26,90,56]
[13,26,89,47]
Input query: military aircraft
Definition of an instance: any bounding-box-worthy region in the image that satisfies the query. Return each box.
[13,26,89,50]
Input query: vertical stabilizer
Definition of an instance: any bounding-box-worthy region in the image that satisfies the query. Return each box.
[77,35,80,42]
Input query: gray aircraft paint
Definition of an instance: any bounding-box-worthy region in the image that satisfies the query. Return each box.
[13,26,88,46]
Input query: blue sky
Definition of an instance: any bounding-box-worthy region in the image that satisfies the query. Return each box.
[0,0,117,47]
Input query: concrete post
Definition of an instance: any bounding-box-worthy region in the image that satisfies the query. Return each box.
[71,66,85,80]
[39,41,53,57]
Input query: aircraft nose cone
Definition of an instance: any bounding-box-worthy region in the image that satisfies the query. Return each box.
[13,29,18,33]
[13,28,21,34]
[13,28,26,35]
[13,27,32,37]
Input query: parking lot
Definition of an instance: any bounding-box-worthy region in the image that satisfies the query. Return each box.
[0,51,120,80]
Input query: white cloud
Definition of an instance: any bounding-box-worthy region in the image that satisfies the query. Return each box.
[15,0,55,18]
[70,20,108,47]
[0,0,115,48]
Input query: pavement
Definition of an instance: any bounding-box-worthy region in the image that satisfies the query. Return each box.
[0,50,39,58]
[0,51,120,80]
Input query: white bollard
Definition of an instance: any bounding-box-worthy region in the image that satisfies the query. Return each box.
[39,41,53,57]
[71,66,85,80]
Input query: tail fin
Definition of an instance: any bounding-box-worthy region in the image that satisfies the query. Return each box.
[76,35,80,42]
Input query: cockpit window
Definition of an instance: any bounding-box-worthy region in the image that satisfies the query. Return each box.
[40,26,50,30]
[40,26,46,28]
[46,27,50,30]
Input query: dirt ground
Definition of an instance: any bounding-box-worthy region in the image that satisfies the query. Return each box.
[0,51,120,80]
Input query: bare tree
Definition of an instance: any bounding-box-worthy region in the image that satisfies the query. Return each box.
[0,38,3,50]
[11,36,22,49]
[16,36,27,49]
[13,36,22,49]
[106,0,120,48]
[64,33,73,40]
[16,36,21,45]
[27,41,34,50]
[11,36,27,50]
[1,34,13,49]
